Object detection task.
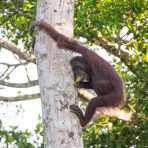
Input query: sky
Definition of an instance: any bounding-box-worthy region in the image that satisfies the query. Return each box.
[0,48,41,131]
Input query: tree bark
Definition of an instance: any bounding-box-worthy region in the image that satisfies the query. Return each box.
[34,0,83,147]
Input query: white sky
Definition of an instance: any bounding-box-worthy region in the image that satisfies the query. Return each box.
[0,48,41,131]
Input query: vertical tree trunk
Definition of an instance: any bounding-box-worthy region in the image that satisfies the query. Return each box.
[34,0,83,147]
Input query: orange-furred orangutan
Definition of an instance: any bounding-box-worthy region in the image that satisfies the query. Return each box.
[31,21,125,127]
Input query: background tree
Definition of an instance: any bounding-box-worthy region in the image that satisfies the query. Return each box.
[0,0,147,147]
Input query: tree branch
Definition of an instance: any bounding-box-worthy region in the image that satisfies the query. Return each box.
[0,61,25,79]
[0,62,28,67]
[78,89,133,121]
[95,36,130,63]
[0,93,40,102]
[0,80,38,88]
[0,38,36,63]
[94,36,139,74]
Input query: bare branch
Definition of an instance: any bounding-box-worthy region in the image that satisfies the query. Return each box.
[0,80,38,88]
[0,67,10,78]
[2,66,17,80]
[0,93,40,102]
[0,60,30,81]
[95,36,130,63]
[24,64,31,81]
[78,89,95,101]
[15,56,31,81]
[0,62,28,67]
[94,36,138,74]
[0,38,36,63]
[78,89,133,121]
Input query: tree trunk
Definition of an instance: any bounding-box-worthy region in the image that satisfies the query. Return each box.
[34,0,83,147]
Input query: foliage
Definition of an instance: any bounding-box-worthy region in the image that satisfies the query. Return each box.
[0,0,148,147]
[0,120,43,148]
[75,0,148,92]
[83,117,148,148]
[74,0,148,147]
[0,0,36,53]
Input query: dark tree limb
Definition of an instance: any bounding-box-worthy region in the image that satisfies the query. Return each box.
[0,93,40,102]
[0,80,38,88]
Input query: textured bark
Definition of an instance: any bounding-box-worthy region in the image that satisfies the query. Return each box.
[35,0,83,147]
